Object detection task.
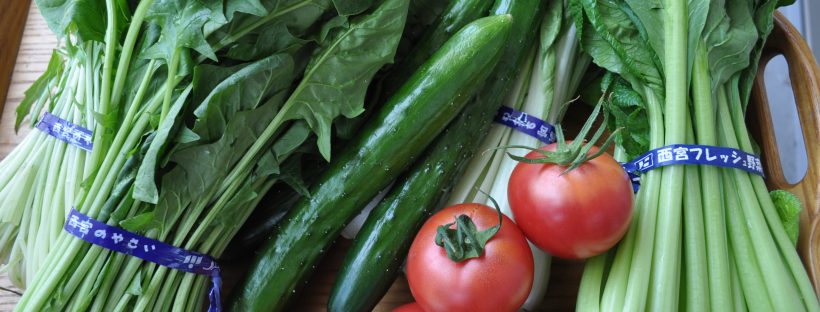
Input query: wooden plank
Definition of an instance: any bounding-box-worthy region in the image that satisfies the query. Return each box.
[0,3,54,310]
[1,2,55,156]
[0,0,31,117]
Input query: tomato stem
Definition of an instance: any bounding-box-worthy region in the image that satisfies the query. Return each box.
[435,192,503,262]
[498,100,622,173]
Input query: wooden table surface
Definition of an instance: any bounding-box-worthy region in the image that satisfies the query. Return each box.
[0,1,55,310]
[0,3,586,311]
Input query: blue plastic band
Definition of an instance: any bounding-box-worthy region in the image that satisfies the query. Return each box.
[36,112,93,151]
[494,106,556,144]
[622,144,765,192]
[64,209,222,312]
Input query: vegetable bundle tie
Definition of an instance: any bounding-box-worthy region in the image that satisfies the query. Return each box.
[494,105,556,145]
[622,144,765,191]
[35,112,93,151]
[63,209,222,312]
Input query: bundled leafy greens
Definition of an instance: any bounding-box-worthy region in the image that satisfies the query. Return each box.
[7,0,410,310]
[572,0,820,311]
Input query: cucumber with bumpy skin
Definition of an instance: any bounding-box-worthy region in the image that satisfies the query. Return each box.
[327,1,546,311]
[229,13,513,312]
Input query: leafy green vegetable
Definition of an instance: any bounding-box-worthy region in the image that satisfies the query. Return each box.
[276,0,411,160]
[14,50,64,131]
[571,0,664,101]
[601,73,649,159]
[331,0,377,16]
[770,190,802,246]
[150,54,295,235]
[133,86,191,204]
[143,0,225,61]
[35,0,107,41]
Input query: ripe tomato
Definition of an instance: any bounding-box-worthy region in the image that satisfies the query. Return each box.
[507,143,633,259]
[393,302,426,312]
[406,203,533,312]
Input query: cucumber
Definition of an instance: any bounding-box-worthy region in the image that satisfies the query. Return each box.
[228,14,513,312]
[340,0,495,138]
[327,1,546,311]
[381,0,495,95]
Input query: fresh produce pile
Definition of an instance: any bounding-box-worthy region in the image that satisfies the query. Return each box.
[573,0,820,311]
[0,0,817,311]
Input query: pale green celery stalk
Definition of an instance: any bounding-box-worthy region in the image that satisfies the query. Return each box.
[646,0,688,309]
[725,79,820,311]
[729,252,747,312]
[682,120,708,312]
[577,251,609,312]
[578,145,630,311]
[717,86,802,311]
[692,41,733,311]
[613,88,663,312]
[721,165,773,312]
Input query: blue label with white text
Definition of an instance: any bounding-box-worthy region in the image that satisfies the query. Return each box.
[36,112,93,151]
[622,144,765,192]
[494,106,556,144]
[64,209,222,312]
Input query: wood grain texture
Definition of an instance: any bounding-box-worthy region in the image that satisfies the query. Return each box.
[751,11,820,299]
[0,2,52,310]
[0,0,32,116]
[0,7,818,312]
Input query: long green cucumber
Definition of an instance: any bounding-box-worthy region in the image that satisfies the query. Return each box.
[229,14,513,312]
[327,1,545,311]
[381,0,495,95]
[227,0,491,250]
[340,0,496,137]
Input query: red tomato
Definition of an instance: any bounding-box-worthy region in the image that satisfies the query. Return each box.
[406,203,534,312]
[507,143,633,259]
[393,302,426,312]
